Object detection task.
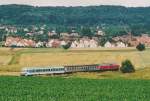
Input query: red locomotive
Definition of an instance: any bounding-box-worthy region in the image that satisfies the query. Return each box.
[96,63,120,71]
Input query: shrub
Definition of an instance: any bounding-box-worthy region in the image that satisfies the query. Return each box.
[136,43,145,51]
[120,60,135,73]
[62,42,71,50]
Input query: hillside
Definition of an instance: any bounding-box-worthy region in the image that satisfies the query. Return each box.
[0,4,150,38]
[0,4,150,26]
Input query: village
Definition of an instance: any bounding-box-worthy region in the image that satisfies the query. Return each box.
[1,25,150,48]
[4,33,150,48]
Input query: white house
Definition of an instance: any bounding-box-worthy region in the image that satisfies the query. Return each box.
[60,41,67,46]
[35,41,44,48]
[104,41,115,48]
[116,42,127,48]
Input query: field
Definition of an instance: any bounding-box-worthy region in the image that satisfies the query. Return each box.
[0,76,149,101]
[0,47,150,79]
[0,47,150,71]
[0,48,150,100]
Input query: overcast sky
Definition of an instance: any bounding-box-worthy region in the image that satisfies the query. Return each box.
[0,0,150,7]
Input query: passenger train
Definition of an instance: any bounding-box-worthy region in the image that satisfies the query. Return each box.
[21,64,120,76]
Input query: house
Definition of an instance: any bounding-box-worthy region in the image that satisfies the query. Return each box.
[71,38,98,48]
[5,37,21,47]
[35,41,44,47]
[60,33,70,37]
[60,40,67,46]
[48,30,57,36]
[70,32,79,37]
[71,41,78,48]
[96,30,105,36]
[89,39,98,48]
[136,34,150,47]
[113,34,150,47]
[116,42,127,48]
[26,32,34,36]
[46,39,61,48]
[23,28,29,32]
[104,41,115,48]
[5,37,36,47]
[0,26,5,30]
[38,31,44,35]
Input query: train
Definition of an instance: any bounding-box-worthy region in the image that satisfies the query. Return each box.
[21,63,120,76]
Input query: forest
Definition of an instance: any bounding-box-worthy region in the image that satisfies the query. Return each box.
[0,4,150,37]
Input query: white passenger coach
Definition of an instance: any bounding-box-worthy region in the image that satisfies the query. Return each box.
[21,66,65,76]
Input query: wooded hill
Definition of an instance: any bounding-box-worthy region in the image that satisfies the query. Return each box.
[0,4,150,35]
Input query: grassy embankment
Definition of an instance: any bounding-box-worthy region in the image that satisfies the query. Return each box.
[0,47,150,79]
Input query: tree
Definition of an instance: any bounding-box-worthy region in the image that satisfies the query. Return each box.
[81,27,94,37]
[62,42,71,50]
[136,43,145,51]
[120,60,135,73]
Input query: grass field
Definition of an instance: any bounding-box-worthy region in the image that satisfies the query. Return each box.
[0,76,149,101]
[0,47,150,79]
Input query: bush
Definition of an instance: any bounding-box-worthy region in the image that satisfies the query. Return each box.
[62,42,71,50]
[120,60,135,73]
[136,43,145,51]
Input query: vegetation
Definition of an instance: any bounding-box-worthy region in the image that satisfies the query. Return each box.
[136,43,146,51]
[81,27,94,37]
[0,48,150,72]
[62,42,71,50]
[1,4,150,38]
[120,60,135,73]
[0,76,149,101]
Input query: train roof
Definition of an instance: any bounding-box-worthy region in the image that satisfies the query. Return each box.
[64,64,99,67]
[22,66,64,70]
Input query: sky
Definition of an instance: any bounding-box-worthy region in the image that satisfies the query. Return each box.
[0,0,150,7]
